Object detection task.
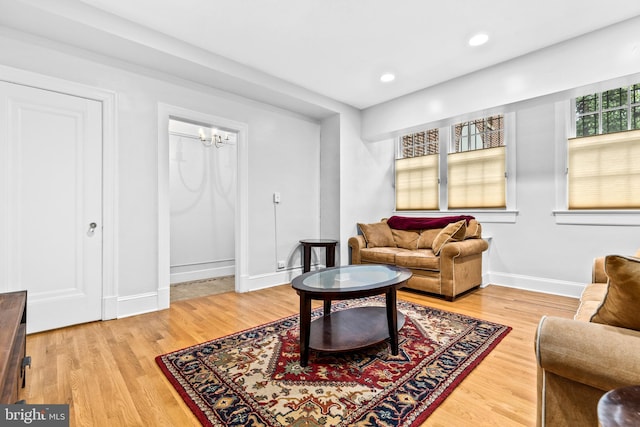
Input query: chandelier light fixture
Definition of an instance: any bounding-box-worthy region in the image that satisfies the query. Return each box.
[198,128,231,148]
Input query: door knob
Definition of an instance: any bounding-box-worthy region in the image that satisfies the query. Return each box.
[88,222,97,235]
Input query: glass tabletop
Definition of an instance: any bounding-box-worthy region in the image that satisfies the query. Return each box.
[297,265,409,291]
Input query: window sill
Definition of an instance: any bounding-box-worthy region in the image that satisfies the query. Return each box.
[392,210,519,224]
[553,210,640,226]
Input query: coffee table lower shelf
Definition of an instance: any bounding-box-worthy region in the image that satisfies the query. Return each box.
[309,306,406,352]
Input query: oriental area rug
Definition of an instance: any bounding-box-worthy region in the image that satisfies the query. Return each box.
[156,297,511,427]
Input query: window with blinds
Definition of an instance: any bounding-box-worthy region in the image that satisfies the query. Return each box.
[395,129,439,210]
[449,115,506,209]
[570,84,640,209]
[448,147,506,208]
[568,129,640,209]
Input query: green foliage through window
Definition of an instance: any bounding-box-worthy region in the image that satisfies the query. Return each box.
[576,84,640,137]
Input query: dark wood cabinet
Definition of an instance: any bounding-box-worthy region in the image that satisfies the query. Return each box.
[0,291,29,404]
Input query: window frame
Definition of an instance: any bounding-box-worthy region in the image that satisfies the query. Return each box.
[394,112,517,223]
[553,94,640,226]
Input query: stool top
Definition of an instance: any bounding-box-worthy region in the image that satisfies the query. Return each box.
[299,239,338,245]
[598,385,640,427]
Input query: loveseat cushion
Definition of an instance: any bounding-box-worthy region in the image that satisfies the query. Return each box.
[358,221,396,248]
[591,255,640,331]
[432,220,467,255]
[417,228,440,249]
[391,229,420,250]
[360,247,406,264]
[395,249,440,270]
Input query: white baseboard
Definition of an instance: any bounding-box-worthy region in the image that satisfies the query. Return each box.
[116,292,165,318]
[170,265,235,284]
[486,271,584,298]
[102,295,118,320]
[157,286,170,310]
[238,267,305,293]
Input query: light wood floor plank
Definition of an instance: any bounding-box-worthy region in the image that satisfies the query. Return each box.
[22,284,578,426]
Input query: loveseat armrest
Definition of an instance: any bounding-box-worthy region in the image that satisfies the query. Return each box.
[440,238,489,259]
[592,256,607,284]
[348,235,366,264]
[536,316,640,391]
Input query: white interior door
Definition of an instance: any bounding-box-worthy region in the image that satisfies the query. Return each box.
[0,81,103,333]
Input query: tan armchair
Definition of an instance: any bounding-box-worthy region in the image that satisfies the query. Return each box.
[535,249,640,426]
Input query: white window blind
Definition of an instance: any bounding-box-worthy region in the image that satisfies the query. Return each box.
[448,146,506,209]
[568,129,640,209]
[395,155,439,210]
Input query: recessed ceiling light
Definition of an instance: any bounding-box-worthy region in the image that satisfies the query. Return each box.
[468,33,489,47]
[380,73,396,83]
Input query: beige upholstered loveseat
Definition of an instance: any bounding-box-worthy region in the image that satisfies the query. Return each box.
[348,216,488,301]
[535,250,640,426]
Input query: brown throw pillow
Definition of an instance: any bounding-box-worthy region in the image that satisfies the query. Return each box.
[391,229,420,250]
[431,220,466,255]
[357,221,396,248]
[591,255,640,331]
[464,219,482,239]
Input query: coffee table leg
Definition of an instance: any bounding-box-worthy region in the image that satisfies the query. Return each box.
[323,299,331,317]
[299,293,312,367]
[386,289,399,355]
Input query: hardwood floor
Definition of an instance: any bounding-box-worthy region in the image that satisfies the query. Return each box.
[22,284,578,426]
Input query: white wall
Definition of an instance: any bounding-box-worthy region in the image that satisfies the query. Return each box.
[168,120,236,283]
[0,31,323,316]
[338,109,396,262]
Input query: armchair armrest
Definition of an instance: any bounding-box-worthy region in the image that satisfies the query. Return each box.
[348,235,366,264]
[536,316,640,391]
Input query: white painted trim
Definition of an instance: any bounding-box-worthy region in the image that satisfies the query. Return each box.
[157,104,249,298]
[244,269,304,292]
[487,272,583,299]
[505,112,517,210]
[116,292,161,318]
[554,100,571,210]
[103,296,118,320]
[0,64,118,321]
[157,287,170,312]
[553,210,640,226]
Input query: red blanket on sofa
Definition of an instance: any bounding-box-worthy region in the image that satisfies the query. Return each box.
[387,215,474,230]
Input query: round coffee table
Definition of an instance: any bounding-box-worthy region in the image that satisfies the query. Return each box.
[291,264,412,367]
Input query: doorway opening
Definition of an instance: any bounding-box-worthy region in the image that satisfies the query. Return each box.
[158,104,249,308]
[168,119,237,301]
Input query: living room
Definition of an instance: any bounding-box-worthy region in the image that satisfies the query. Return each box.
[1,1,639,426]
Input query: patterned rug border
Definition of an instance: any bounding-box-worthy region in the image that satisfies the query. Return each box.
[156,298,512,426]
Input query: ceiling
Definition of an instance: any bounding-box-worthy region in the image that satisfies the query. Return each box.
[4,0,640,111]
